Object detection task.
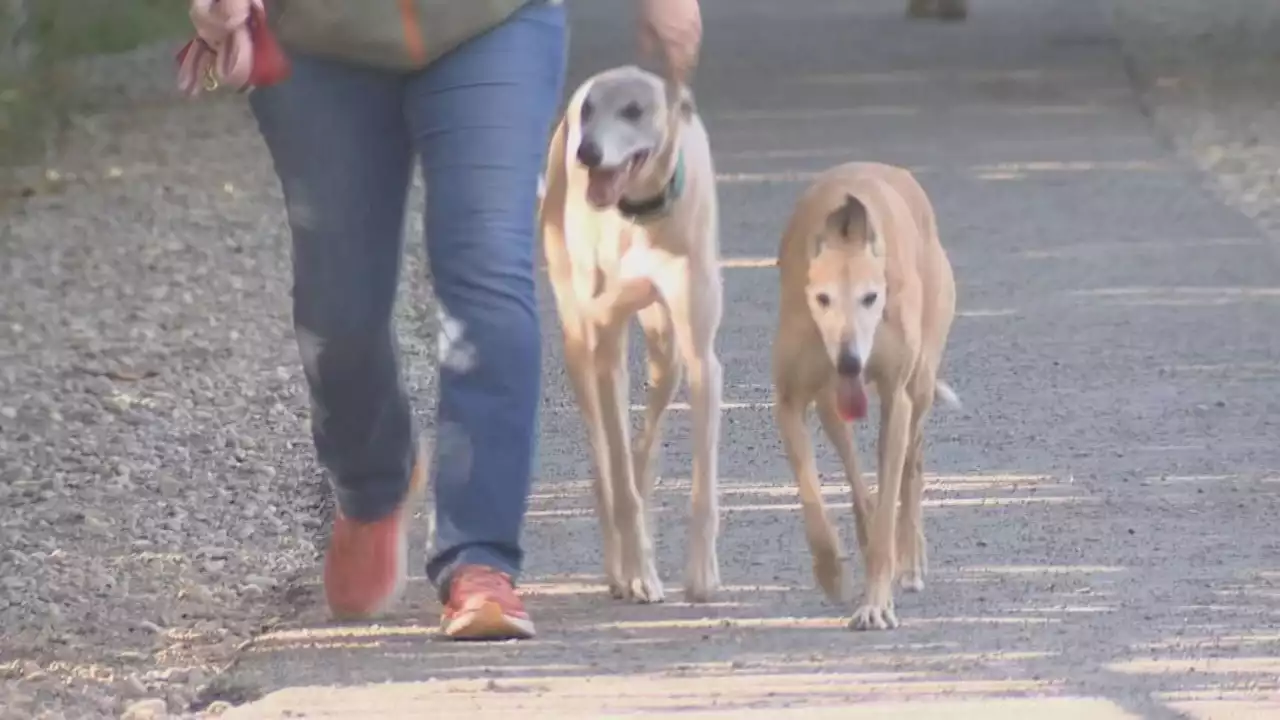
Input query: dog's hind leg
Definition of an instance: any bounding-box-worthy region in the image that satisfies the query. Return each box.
[596,324,664,603]
[665,274,723,602]
[634,303,682,527]
[816,392,873,563]
[896,369,936,593]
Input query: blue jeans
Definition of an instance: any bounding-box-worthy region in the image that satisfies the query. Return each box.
[249,1,567,595]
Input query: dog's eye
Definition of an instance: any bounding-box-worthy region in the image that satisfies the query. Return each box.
[581,100,594,121]
[861,292,879,308]
[620,102,643,121]
[815,293,831,309]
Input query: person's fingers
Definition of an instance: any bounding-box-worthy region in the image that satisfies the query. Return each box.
[218,0,253,31]
[190,0,253,44]
[217,25,254,89]
[636,0,702,86]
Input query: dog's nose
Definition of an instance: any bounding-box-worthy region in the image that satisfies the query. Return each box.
[577,139,603,168]
[836,349,863,378]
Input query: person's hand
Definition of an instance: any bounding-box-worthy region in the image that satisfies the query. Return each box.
[189,0,259,48]
[637,0,703,87]
[179,0,264,96]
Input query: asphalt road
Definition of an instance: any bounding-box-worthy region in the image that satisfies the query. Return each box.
[222,0,1280,717]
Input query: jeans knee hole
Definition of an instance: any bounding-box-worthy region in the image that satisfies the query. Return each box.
[436,305,478,374]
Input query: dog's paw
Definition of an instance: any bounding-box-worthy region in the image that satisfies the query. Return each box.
[607,577,627,599]
[897,570,925,593]
[895,545,927,593]
[683,551,721,603]
[848,601,899,631]
[619,570,665,604]
[813,550,848,604]
[603,550,626,598]
[614,548,665,603]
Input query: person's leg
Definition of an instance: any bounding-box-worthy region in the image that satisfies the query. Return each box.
[405,0,567,638]
[249,53,421,619]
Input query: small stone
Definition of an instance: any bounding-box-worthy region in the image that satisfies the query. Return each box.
[123,674,149,697]
[244,574,276,589]
[204,701,234,716]
[120,697,169,720]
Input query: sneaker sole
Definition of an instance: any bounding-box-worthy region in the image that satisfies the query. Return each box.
[442,600,537,641]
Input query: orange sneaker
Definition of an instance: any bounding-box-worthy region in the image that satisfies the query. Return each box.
[322,443,426,620]
[441,565,536,640]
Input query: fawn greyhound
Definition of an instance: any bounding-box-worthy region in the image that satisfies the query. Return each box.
[773,161,959,630]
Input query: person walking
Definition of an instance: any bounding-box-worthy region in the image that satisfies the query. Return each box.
[182,0,703,641]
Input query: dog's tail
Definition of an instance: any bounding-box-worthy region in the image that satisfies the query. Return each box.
[935,380,962,410]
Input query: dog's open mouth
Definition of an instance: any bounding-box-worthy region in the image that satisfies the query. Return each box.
[586,150,650,208]
[835,377,869,422]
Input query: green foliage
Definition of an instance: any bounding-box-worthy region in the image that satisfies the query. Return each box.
[26,0,189,60]
[1,0,188,171]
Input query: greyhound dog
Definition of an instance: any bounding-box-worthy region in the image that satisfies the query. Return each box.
[772,161,959,630]
[538,65,724,604]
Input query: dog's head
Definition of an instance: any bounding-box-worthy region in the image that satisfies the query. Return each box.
[806,193,887,400]
[573,66,693,209]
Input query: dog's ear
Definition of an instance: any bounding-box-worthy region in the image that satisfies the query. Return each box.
[807,232,824,260]
[664,80,696,121]
[826,194,870,238]
[825,193,884,256]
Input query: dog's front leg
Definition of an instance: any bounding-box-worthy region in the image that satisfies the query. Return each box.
[559,316,625,597]
[595,325,664,603]
[850,386,914,631]
[815,392,873,559]
[776,394,847,603]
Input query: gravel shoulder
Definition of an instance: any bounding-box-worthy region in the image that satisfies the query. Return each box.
[3,0,1280,718]
[1,44,438,719]
[1108,0,1280,238]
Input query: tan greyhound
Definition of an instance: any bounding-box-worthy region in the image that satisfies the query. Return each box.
[772,161,959,630]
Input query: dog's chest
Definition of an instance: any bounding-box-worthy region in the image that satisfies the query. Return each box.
[597,222,657,272]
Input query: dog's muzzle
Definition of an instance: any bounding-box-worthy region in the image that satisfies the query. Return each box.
[836,348,863,378]
[577,139,604,169]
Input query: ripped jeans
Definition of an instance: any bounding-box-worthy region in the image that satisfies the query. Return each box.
[248,0,567,595]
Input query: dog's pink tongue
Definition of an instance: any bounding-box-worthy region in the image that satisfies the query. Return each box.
[836,378,869,422]
[586,169,625,208]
